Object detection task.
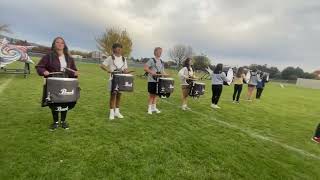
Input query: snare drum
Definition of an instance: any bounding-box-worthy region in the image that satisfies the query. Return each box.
[45,77,80,103]
[112,74,134,92]
[157,77,174,98]
[189,82,205,97]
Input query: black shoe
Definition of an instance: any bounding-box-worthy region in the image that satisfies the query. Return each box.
[61,121,69,130]
[50,122,59,131]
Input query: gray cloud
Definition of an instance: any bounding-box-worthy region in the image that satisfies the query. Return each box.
[0,0,319,71]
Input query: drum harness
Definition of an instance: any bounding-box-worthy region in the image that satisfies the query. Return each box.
[111,55,126,92]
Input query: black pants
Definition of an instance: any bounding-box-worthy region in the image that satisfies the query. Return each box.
[314,123,320,137]
[233,84,243,101]
[256,88,264,99]
[49,103,75,123]
[212,85,223,105]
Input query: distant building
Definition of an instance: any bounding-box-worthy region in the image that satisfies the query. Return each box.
[71,54,83,59]
[90,51,107,60]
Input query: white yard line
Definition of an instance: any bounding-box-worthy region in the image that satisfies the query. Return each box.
[0,77,13,94]
[160,99,320,161]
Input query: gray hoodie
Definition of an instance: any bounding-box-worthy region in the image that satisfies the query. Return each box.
[211,72,228,85]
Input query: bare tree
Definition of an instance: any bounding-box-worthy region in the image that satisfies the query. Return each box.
[168,44,193,68]
[0,24,11,34]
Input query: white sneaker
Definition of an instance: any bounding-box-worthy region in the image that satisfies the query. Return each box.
[109,109,115,120]
[148,105,153,114]
[211,104,220,109]
[115,108,124,118]
[153,108,161,114]
[152,104,161,113]
[182,105,191,111]
[232,101,236,104]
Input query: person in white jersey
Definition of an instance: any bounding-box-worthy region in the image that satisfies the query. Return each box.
[100,43,128,120]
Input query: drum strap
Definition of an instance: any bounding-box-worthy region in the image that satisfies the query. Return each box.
[111,55,125,72]
[152,58,163,73]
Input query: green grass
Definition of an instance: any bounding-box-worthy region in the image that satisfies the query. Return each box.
[1,58,320,179]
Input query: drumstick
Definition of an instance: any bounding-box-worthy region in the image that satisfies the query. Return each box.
[64,67,77,73]
[49,72,64,75]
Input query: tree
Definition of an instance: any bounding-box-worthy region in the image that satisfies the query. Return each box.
[248,64,280,79]
[281,66,305,80]
[0,24,11,34]
[96,27,133,57]
[193,55,210,71]
[168,44,193,68]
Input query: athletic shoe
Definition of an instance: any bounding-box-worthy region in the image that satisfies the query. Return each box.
[216,105,221,109]
[61,121,69,130]
[182,106,191,111]
[49,122,59,131]
[236,101,240,104]
[211,104,219,109]
[232,101,236,104]
[109,109,115,120]
[148,109,153,115]
[153,108,161,114]
[311,137,320,143]
[115,112,124,119]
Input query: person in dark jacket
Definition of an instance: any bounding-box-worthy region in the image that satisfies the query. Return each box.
[256,72,267,99]
[36,37,79,130]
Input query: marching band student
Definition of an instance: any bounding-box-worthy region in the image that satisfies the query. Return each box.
[232,67,246,103]
[207,63,228,109]
[246,69,261,101]
[178,58,197,110]
[36,37,79,130]
[312,124,320,143]
[100,43,128,120]
[256,72,267,99]
[144,47,168,114]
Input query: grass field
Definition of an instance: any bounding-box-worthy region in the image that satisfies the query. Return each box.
[1,58,320,179]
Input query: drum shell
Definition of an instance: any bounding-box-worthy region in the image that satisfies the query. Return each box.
[112,74,134,92]
[158,78,174,94]
[193,83,205,95]
[46,78,80,103]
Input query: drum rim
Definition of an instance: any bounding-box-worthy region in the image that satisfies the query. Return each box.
[194,82,205,85]
[114,74,133,77]
[47,77,78,81]
[159,77,174,80]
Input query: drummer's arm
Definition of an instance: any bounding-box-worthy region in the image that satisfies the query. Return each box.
[100,64,112,73]
[144,64,156,76]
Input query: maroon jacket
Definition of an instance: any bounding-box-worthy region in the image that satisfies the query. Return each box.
[36,53,78,78]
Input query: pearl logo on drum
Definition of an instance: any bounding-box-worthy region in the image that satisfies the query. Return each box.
[124,82,133,87]
[59,88,75,96]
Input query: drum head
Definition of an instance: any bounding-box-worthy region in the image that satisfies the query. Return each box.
[47,77,78,81]
[114,74,133,77]
[159,77,174,80]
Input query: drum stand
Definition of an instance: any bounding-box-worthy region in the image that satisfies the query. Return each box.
[0,62,31,78]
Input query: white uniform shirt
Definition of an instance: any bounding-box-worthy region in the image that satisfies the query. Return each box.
[59,55,67,71]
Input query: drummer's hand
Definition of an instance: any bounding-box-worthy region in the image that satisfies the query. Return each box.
[123,69,128,74]
[43,71,50,76]
[150,71,157,76]
[74,71,79,76]
[163,73,169,77]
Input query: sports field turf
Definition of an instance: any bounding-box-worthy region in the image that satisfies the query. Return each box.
[1,59,320,179]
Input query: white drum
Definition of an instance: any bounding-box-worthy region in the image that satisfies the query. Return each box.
[112,74,134,92]
[45,77,80,103]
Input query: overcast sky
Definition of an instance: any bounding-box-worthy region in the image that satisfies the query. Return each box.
[1,0,319,71]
